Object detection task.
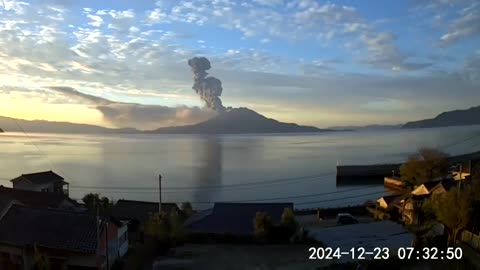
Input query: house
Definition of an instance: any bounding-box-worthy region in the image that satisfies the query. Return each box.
[99,217,129,269]
[452,170,471,181]
[395,179,457,225]
[0,186,82,211]
[183,202,294,236]
[411,179,456,196]
[0,204,128,270]
[110,199,179,239]
[377,194,402,210]
[0,204,98,269]
[384,176,404,190]
[10,171,69,196]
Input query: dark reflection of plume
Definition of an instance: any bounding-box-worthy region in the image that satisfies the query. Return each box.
[193,136,223,204]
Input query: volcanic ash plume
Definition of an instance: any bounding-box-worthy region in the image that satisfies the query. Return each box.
[188,57,226,113]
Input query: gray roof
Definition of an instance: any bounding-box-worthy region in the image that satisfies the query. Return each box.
[0,205,98,254]
[0,186,79,210]
[111,199,179,223]
[10,170,67,185]
[184,202,293,236]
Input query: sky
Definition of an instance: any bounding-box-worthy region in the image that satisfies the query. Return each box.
[0,0,479,129]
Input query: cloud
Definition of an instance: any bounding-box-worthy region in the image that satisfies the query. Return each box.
[440,2,480,45]
[253,0,283,6]
[46,86,216,130]
[87,14,104,27]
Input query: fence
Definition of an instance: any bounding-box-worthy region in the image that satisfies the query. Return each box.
[461,230,480,252]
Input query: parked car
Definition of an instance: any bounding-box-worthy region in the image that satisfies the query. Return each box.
[336,213,359,225]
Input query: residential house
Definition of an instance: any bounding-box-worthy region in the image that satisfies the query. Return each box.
[110,199,179,241]
[0,186,82,211]
[99,218,129,269]
[10,171,69,196]
[183,202,294,236]
[377,194,402,210]
[411,179,456,196]
[384,176,404,190]
[0,204,128,270]
[399,179,456,225]
[0,204,98,269]
[452,170,471,181]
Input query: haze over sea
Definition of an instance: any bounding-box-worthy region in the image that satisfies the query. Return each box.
[1,126,480,209]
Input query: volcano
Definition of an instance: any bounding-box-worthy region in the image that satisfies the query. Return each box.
[150,107,331,134]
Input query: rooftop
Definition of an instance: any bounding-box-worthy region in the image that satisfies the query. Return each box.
[110,199,179,223]
[0,186,79,209]
[10,170,67,185]
[184,202,294,236]
[0,205,97,254]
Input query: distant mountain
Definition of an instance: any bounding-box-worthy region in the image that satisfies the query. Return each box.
[150,107,331,134]
[403,106,480,129]
[0,116,139,134]
[0,109,331,134]
[328,124,402,131]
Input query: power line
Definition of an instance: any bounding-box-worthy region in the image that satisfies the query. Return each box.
[228,185,382,202]
[71,187,387,206]
[439,132,480,150]
[69,172,336,192]
[9,118,72,183]
[295,190,387,206]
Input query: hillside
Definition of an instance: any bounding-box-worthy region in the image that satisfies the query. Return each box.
[0,116,139,134]
[328,124,402,131]
[403,106,480,129]
[150,107,330,134]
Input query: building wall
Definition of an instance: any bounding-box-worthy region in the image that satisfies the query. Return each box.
[99,222,124,268]
[117,225,129,258]
[12,178,52,193]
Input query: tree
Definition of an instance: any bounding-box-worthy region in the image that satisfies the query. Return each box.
[253,212,273,241]
[144,213,171,241]
[400,147,449,187]
[180,202,194,217]
[425,188,472,245]
[144,211,184,243]
[32,244,50,270]
[82,193,113,214]
[281,208,297,233]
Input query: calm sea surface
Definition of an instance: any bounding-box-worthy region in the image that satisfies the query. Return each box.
[1,126,480,209]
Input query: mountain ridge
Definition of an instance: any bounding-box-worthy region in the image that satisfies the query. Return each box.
[150,107,331,134]
[0,108,330,134]
[402,106,480,128]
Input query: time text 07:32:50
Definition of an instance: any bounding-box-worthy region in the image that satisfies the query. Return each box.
[308,247,463,260]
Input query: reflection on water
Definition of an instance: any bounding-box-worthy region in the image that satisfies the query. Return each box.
[0,125,479,209]
[193,137,223,203]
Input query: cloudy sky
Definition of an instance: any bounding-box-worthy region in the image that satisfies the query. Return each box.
[0,0,479,129]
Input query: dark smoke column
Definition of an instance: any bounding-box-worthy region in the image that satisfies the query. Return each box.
[188,57,226,113]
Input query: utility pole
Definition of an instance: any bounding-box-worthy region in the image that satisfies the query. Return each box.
[105,221,109,270]
[159,174,162,214]
[460,163,463,182]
